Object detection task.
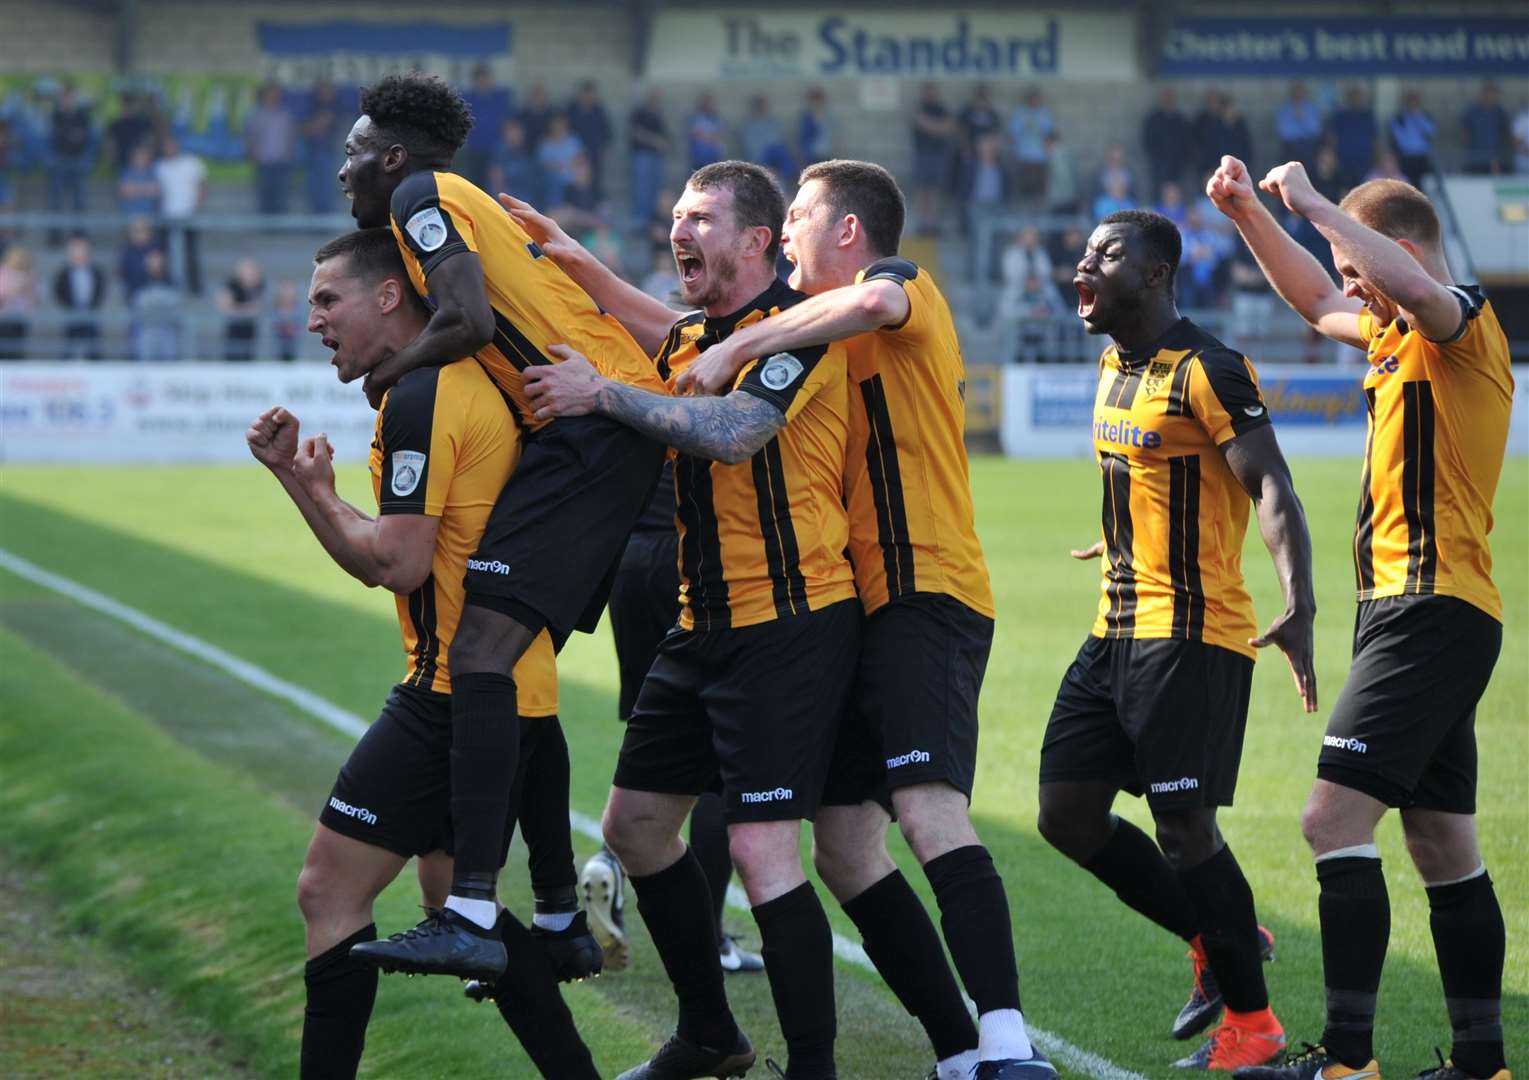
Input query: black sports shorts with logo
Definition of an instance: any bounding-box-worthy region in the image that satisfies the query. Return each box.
[464,414,665,641]
[613,599,862,825]
[823,594,992,808]
[1039,635,1253,811]
[1319,594,1501,814]
[320,682,560,861]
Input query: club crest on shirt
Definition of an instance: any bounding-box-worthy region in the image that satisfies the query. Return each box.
[405,208,448,253]
[391,450,426,496]
[1143,360,1174,398]
[760,353,804,391]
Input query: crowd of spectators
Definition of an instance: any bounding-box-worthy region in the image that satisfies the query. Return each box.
[0,71,1526,364]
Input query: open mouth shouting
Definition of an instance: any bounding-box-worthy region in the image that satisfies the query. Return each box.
[674,247,704,288]
[1075,276,1099,321]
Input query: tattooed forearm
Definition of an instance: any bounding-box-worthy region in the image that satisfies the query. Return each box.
[596,382,785,464]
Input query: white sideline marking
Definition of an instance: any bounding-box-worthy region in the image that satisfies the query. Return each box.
[0,546,1147,1080]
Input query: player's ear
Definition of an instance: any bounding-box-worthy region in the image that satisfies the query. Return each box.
[1394,236,1423,263]
[377,276,403,316]
[382,142,408,174]
[839,213,859,249]
[745,224,772,260]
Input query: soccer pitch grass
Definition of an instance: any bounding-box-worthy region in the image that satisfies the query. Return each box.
[0,455,1523,1079]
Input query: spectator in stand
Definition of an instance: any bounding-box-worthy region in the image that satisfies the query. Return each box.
[106,91,156,173]
[628,89,669,230]
[52,234,107,360]
[536,112,584,209]
[640,247,680,305]
[1228,246,1275,344]
[567,80,612,200]
[1008,85,1054,209]
[584,220,624,271]
[462,64,510,191]
[132,248,181,363]
[0,117,15,212]
[488,116,541,206]
[1515,97,1529,174]
[0,244,37,360]
[117,142,160,217]
[555,152,602,233]
[964,133,1010,291]
[118,217,162,302]
[1091,172,1132,221]
[47,81,95,228]
[219,256,265,361]
[1043,130,1080,215]
[1094,142,1135,203]
[798,85,834,166]
[1311,143,1345,203]
[1276,81,1324,165]
[1389,90,1436,187]
[740,94,794,185]
[300,79,344,213]
[1048,224,1087,304]
[245,82,295,215]
[1192,89,1252,179]
[1155,180,1187,225]
[999,225,1054,316]
[1329,84,1377,191]
[155,135,206,295]
[643,187,676,261]
[1008,271,1068,362]
[957,83,1002,195]
[910,82,957,235]
[1461,81,1511,175]
[1141,85,1193,195]
[271,279,301,362]
[687,91,726,170]
[1177,204,1229,310]
[518,83,554,149]
[1367,149,1407,183]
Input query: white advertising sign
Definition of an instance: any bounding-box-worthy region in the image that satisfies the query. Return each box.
[0,363,377,464]
[646,11,1139,81]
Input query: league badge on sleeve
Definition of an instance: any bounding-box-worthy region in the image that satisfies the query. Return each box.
[405,208,448,253]
[760,353,804,391]
[391,450,426,496]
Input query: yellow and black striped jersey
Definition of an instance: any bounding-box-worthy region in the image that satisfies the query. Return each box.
[844,258,993,618]
[1354,286,1512,621]
[655,278,856,631]
[370,358,557,713]
[389,170,665,431]
[1089,319,1270,659]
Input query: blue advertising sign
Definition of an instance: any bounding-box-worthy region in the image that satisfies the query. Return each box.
[1031,371,1367,430]
[1161,17,1529,76]
[257,21,512,83]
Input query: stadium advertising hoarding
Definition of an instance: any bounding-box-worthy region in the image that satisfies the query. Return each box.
[1160,16,1529,77]
[1001,365,1529,458]
[0,364,376,464]
[645,11,1139,81]
[256,21,513,84]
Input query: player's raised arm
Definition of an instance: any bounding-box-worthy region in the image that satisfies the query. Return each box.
[361,249,494,406]
[1206,155,1364,349]
[498,193,679,357]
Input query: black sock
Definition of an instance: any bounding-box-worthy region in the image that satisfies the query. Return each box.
[1316,855,1389,1067]
[924,844,1023,1014]
[690,792,733,938]
[450,671,520,900]
[1427,871,1506,1078]
[1176,844,1268,1013]
[1083,818,1200,941]
[516,718,578,910]
[630,848,737,1049]
[491,910,599,1080]
[753,882,837,1077]
[843,870,977,1061]
[301,924,378,1080]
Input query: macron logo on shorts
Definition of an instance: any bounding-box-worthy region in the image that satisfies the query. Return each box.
[1149,776,1200,794]
[740,787,794,804]
[467,558,511,575]
[328,796,378,826]
[886,749,932,770]
[1324,735,1368,754]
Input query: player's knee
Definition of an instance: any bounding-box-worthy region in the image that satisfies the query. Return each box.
[1298,799,1331,853]
[1036,792,1102,859]
[296,863,335,924]
[449,604,533,676]
[1153,814,1217,869]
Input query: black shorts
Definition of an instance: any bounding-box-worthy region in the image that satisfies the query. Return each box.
[608,529,680,720]
[1319,594,1501,813]
[613,600,862,824]
[320,683,562,862]
[824,595,992,805]
[465,415,665,640]
[1039,636,1254,811]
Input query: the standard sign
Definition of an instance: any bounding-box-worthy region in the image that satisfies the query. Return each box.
[0,363,377,464]
[646,11,1138,81]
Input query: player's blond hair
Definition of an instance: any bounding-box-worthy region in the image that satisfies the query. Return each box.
[1338,179,1441,249]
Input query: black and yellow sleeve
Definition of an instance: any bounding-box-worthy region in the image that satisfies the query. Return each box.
[1189,348,1272,446]
[735,342,836,422]
[377,367,443,515]
[390,171,475,277]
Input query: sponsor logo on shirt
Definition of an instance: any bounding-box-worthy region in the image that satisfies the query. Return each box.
[391,450,426,496]
[1094,415,1162,449]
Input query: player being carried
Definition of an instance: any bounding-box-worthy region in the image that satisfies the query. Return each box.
[1039,208,1318,1072]
[334,72,666,979]
[1207,158,1513,1080]
[247,228,599,1079]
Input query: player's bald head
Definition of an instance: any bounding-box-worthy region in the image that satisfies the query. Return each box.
[1339,179,1441,250]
